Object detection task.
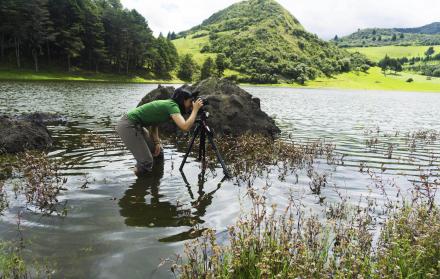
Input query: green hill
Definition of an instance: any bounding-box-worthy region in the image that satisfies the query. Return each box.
[173,0,370,84]
[395,22,440,35]
[338,23,440,47]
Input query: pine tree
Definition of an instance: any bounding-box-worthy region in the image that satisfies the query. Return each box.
[1,0,28,68]
[153,34,178,78]
[82,0,107,72]
[178,54,197,82]
[215,54,227,76]
[49,0,85,72]
[425,46,435,57]
[25,0,55,72]
[201,57,215,80]
[0,0,16,62]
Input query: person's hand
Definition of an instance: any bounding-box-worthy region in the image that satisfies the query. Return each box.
[153,142,161,157]
[192,98,204,112]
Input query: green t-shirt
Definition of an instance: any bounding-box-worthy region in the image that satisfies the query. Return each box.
[126,99,181,126]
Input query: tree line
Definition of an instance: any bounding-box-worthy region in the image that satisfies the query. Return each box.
[0,0,178,78]
[378,47,440,77]
[176,54,228,82]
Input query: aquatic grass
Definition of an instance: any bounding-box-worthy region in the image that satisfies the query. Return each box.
[0,240,28,279]
[375,205,440,278]
[203,134,338,184]
[167,131,440,278]
[0,227,55,279]
[171,185,440,278]
[13,152,68,215]
[0,180,7,215]
[80,131,125,151]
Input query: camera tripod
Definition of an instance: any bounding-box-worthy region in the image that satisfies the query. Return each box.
[179,110,231,178]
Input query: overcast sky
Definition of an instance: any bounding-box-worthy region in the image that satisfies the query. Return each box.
[120,0,440,39]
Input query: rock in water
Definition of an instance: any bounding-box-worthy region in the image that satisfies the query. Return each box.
[0,116,53,154]
[16,112,68,125]
[137,79,280,137]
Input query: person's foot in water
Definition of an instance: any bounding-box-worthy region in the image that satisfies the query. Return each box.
[134,164,152,177]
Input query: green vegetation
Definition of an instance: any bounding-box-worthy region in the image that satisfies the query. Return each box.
[0,241,28,279]
[348,45,440,80]
[168,134,440,278]
[304,67,440,92]
[347,45,440,62]
[175,199,440,278]
[0,68,182,83]
[337,22,440,47]
[378,55,403,75]
[0,0,178,79]
[177,54,199,82]
[172,35,216,66]
[173,0,371,84]
[0,239,54,277]
[200,57,216,80]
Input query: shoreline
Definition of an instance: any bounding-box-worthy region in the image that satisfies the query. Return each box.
[1,67,439,93]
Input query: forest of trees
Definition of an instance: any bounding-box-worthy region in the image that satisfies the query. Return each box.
[0,0,179,78]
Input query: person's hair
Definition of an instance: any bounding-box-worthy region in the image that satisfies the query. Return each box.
[171,87,192,113]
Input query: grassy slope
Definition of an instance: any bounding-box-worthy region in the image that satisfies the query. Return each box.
[347,45,440,62]
[0,68,183,83]
[172,33,246,78]
[299,67,440,92]
[172,35,216,65]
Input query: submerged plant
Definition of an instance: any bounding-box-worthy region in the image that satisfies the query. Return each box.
[14,152,68,215]
[0,232,55,278]
[0,180,7,215]
[201,134,337,184]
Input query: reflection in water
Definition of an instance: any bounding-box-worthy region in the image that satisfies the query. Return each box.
[2,82,440,277]
[118,158,223,242]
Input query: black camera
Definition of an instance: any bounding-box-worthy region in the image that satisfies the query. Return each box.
[191,91,209,106]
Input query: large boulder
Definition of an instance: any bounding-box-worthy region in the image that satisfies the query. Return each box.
[137,78,280,137]
[0,116,53,154]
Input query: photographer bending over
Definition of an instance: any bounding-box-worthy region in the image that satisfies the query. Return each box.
[116,88,203,176]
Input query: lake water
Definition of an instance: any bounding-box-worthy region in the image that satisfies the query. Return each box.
[0,82,439,278]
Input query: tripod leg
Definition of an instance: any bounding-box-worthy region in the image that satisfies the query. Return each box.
[180,125,201,171]
[206,132,231,178]
[198,128,206,162]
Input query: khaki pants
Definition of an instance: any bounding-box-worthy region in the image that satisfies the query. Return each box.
[116,114,156,173]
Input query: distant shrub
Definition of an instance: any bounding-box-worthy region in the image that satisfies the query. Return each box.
[209,32,219,41]
[192,33,207,39]
[360,64,370,72]
[200,45,210,53]
[224,75,238,82]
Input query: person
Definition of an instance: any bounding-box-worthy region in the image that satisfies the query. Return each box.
[116,87,204,176]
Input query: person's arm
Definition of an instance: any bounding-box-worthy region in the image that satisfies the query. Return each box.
[171,99,203,132]
[151,126,160,143]
[150,126,161,157]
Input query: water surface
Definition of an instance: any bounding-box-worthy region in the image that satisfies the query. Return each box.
[0,82,439,278]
